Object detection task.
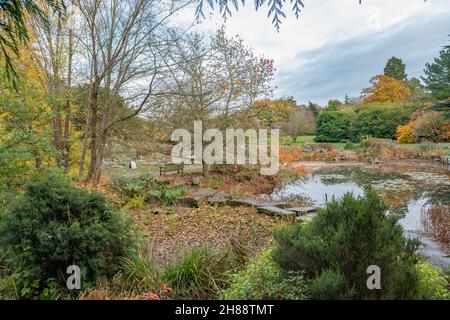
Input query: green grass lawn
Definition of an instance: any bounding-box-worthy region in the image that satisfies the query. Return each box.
[295,135,316,143]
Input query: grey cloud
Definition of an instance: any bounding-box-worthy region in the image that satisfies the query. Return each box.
[276,11,450,105]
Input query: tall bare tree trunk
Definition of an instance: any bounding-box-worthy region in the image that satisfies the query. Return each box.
[86,82,99,182]
[53,107,63,165]
[93,134,106,188]
[79,128,89,178]
[63,27,74,172]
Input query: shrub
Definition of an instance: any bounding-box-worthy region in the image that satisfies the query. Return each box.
[309,269,347,300]
[396,123,418,144]
[412,111,447,143]
[0,178,136,298]
[220,249,309,300]
[110,171,158,199]
[147,182,186,206]
[315,111,352,142]
[162,246,235,299]
[416,262,450,300]
[422,204,450,248]
[119,249,161,292]
[111,171,186,206]
[359,137,421,159]
[351,103,419,142]
[343,142,357,150]
[272,190,421,299]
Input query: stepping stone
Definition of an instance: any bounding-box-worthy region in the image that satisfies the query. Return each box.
[208,192,229,206]
[288,207,319,214]
[179,188,218,208]
[257,206,297,217]
[226,199,291,208]
[226,199,261,207]
[262,201,291,209]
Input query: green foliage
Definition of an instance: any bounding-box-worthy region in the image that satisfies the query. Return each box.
[406,77,429,102]
[147,184,186,206]
[111,172,185,206]
[416,262,450,300]
[273,190,421,299]
[0,1,65,84]
[220,249,308,300]
[422,46,450,100]
[308,101,320,118]
[0,77,57,208]
[162,246,235,299]
[119,249,160,292]
[327,99,343,111]
[309,269,347,300]
[110,171,158,199]
[384,56,407,81]
[0,178,136,298]
[350,103,419,141]
[315,111,352,142]
[343,142,357,150]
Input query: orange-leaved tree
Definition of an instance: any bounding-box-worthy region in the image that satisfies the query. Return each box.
[396,123,418,144]
[362,75,411,104]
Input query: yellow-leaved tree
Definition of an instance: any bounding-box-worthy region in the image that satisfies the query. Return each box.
[362,75,411,104]
[250,98,296,128]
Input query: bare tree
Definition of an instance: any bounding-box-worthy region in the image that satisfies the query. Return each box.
[152,29,274,177]
[31,3,77,171]
[74,0,192,186]
[283,109,316,138]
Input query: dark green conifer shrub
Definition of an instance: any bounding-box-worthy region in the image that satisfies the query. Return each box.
[0,178,136,298]
[273,190,421,299]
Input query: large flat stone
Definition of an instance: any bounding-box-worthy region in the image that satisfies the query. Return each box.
[208,192,229,206]
[226,199,291,208]
[257,206,297,217]
[226,199,261,207]
[179,188,218,208]
[262,201,291,209]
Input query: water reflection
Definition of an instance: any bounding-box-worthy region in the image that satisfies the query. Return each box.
[272,166,450,268]
[272,175,364,206]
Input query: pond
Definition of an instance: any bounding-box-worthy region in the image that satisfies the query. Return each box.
[272,162,450,269]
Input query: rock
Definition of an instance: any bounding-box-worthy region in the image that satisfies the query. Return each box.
[226,199,261,207]
[191,176,203,187]
[257,206,297,217]
[226,198,290,208]
[208,192,230,206]
[288,207,318,214]
[179,188,218,208]
[264,201,290,209]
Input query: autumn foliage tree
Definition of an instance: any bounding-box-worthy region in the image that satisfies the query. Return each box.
[396,124,418,144]
[251,98,295,128]
[362,75,411,104]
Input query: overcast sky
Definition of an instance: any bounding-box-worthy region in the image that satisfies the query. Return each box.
[177,0,450,105]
